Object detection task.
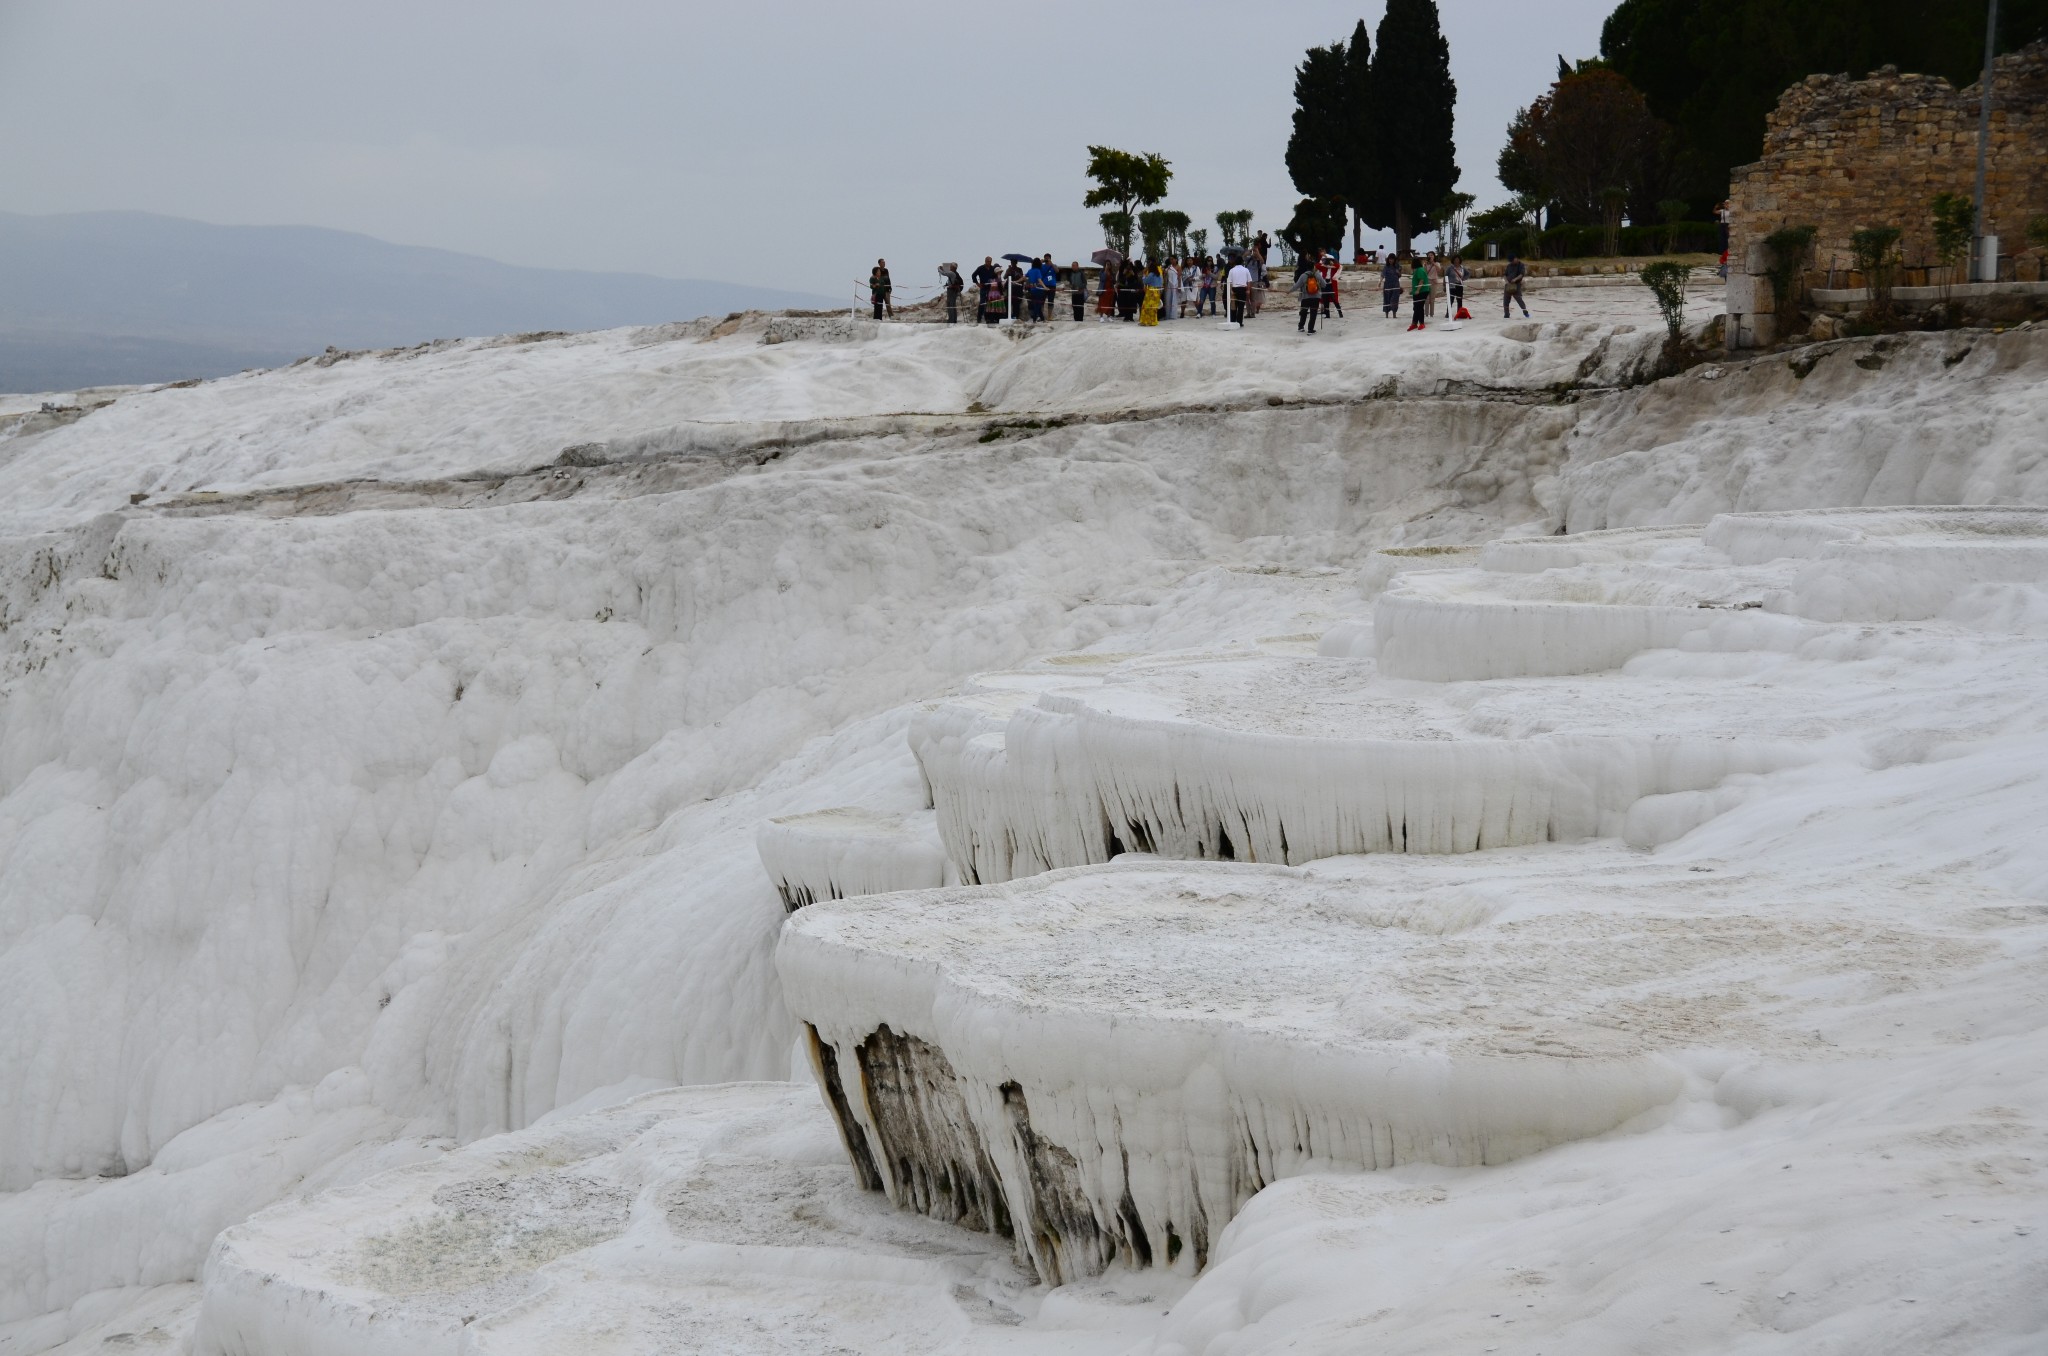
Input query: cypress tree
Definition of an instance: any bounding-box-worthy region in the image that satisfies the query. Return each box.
[1287,22,1382,260]
[1338,20,1380,258]
[1285,41,1349,205]
[1366,0,1460,256]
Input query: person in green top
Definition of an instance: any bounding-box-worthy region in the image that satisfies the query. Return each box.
[1407,258,1431,331]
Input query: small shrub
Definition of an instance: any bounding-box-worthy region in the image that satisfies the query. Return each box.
[1929,192,1975,297]
[1640,260,1692,347]
[1851,226,1903,323]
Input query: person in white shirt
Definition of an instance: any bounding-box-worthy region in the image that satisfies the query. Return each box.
[1226,260,1252,325]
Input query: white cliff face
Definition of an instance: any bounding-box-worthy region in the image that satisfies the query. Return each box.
[3,299,2047,1355]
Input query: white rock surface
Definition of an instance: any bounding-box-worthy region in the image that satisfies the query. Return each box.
[755,807,949,912]
[194,1082,1174,1356]
[3,295,2046,1353]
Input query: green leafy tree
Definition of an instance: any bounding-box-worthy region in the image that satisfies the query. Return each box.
[1137,208,1191,260]
[1189,227,1211,258]
[1216,210,1255,250]
[1658,197,1691,252]
[1602,0,2048,206]
[1439,191,1476,254]
[1929,191,1975,299]
[1365,0,1460,256]
[1601,186,1629,256]
[1083,147,1172,235]
[1501,65,1673,228]
[1099,210,1134,258]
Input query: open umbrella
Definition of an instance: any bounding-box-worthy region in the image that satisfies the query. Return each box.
[1090,248,1123,267]
[1219,245,1248,261]
[1001,253,1035,263]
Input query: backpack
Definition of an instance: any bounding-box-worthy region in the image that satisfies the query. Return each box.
[1305,275,1320,294]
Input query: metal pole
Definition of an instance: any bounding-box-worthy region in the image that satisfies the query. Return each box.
[1972,0,1999,280]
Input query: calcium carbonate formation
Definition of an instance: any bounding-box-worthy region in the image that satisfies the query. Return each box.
[771,503,2048,1287]
[4,299,2047,1354]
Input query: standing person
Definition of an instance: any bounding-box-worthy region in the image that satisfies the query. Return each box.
[1096,262,1117,319]
[1446,255,1467,318]
[1226,255,1252,325]
[1381,254,1402,318]
[1162,257,1180,321]
[870,260,893,320]
[1197,258,1215,315]
[1025,260,1049,322]
[1069,262,1088,321]
[1116,262,1140,321]
[1503,253,1529,318]
[1294,265,1321,334]
[1316,250,1343,319]
[971,256,998,323]
[941,263,964,324]
[1408,256,1430,330]
[1139,261,1163,326]
[1426,253,1445,319]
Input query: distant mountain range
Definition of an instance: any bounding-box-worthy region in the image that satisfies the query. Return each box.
[0,211,840,392]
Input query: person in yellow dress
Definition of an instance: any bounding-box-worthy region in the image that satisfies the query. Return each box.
[1140,262,1163,326]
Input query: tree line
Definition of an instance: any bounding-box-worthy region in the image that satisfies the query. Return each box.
[1089,0,2048,267]
[1502,0,2048,245]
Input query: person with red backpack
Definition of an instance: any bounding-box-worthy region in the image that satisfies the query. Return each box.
[1315,251,1343,319]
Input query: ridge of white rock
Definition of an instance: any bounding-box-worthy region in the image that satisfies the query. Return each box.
[909,507,2048,884]
[755,807,949,911]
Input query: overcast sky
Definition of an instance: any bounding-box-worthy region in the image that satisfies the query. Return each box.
[0,0,1615,299]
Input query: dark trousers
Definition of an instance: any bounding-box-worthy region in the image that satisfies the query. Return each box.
[1412,293,1428,326]
[1383,287,1399,315]
[1229,286,1247,324]
[872,300,884,320]
[1504,279,1527,316]
[1298,299,1318,332]
[945,293,959,323]
[1323,292,1341,317]
[1072,294,1085,321]
[1027,294,1045,322]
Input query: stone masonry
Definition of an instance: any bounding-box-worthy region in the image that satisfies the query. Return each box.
[1729,41,2048,279]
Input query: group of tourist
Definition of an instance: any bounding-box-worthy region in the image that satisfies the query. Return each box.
[923,251,1262,328]
[874,236,1537,331]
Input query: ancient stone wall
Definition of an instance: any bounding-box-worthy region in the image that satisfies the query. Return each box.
[1729,41,2048,276]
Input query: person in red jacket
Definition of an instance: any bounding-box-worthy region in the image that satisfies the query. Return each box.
[1315,251,1342,319]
